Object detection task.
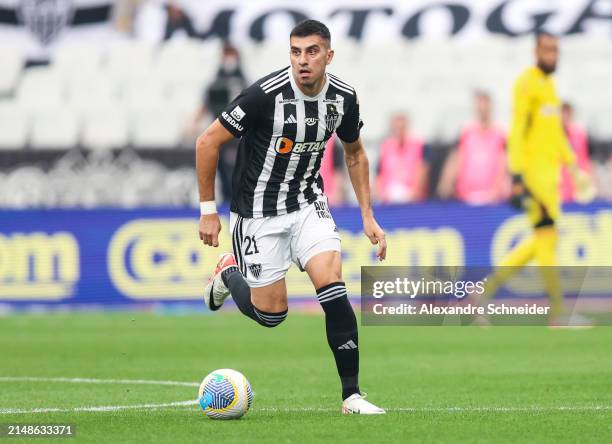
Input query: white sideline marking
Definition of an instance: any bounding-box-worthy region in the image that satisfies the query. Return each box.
[0,376,199,387]
[0,400,199,415]
[254,406,612,413]
[0,376,199,415]
[0,377,609,415]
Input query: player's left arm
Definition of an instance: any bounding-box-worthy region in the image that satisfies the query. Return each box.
[558,125,577,173]
[341,137,387,261]
[557,119,596,202]
[563,140,596,203]
[336,91,386,260]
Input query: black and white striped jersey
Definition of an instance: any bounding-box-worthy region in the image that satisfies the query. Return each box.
[218,66,363,218]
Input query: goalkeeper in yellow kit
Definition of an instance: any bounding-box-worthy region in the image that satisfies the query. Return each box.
[481,33,593,326]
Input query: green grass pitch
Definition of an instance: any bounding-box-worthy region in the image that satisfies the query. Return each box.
[1,311,611,443]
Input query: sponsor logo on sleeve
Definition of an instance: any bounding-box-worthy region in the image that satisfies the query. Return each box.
[221,112,244,132]
[230,105,246,121]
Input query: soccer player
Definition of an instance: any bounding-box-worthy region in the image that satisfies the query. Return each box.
[479,32,592,326]
[195,20,387,414]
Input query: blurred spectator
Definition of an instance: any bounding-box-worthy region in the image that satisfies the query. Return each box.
[164,2,197,41]
[321,135,348,205]
[560,102,593,202]
[596,156,612,201]
[376,113,429,203]
[114,0,143,33]
[187,43,247,202]
[187,43,247,128]
[437,91,508,205]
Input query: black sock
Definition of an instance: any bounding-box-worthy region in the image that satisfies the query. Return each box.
[222,267,287,328]
[317,282,360,400]
[222,267,253,318]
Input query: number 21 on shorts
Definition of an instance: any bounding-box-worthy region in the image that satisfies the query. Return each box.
[243,235,259,255]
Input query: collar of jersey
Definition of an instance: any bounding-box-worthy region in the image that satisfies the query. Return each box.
[287,66,330,101]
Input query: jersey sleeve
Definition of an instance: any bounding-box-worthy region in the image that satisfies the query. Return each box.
[218,85,263,138]
[508,75,532,175]
[336,93,363,143]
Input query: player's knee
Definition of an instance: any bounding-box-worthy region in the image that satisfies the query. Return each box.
[253,306,288,328]
[304,249,342,289]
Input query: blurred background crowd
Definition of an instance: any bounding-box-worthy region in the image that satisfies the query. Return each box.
[0,0,611,209]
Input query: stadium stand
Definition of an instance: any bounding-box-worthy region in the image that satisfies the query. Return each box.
[0,102,28,149]
[0,45,24,97]
[30,108,80,150]
[0,32,610,207]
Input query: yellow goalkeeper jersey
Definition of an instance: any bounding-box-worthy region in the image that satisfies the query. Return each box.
[508,66,575,194]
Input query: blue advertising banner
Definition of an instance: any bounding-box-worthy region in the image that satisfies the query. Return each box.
[0,203,611,306]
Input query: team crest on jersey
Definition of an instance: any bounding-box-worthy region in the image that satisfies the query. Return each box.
[325,104,340,132]
[18,0,74,45]
[248,263,262,279]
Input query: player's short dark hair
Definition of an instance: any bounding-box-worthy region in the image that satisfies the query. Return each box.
[474,89,490,100]
[535,31,558,46]
[290,20,331,46]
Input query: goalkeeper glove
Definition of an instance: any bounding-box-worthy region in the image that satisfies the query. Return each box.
[509,174,530,210]
[570,167,596,204]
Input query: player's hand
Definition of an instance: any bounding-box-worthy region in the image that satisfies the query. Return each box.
[199,214,221,247]
[363,214,387,261]
[509,174,529,210]
[570,167,596,204]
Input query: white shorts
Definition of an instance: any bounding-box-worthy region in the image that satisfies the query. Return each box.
[230,199,341,287]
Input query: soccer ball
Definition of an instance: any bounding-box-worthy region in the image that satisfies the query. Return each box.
[198,369,253,419]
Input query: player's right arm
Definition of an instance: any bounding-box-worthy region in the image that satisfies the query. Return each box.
[508,74,531,176]
[196,120,235,247]
[507,73,532,208]
[196,83,264,247]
